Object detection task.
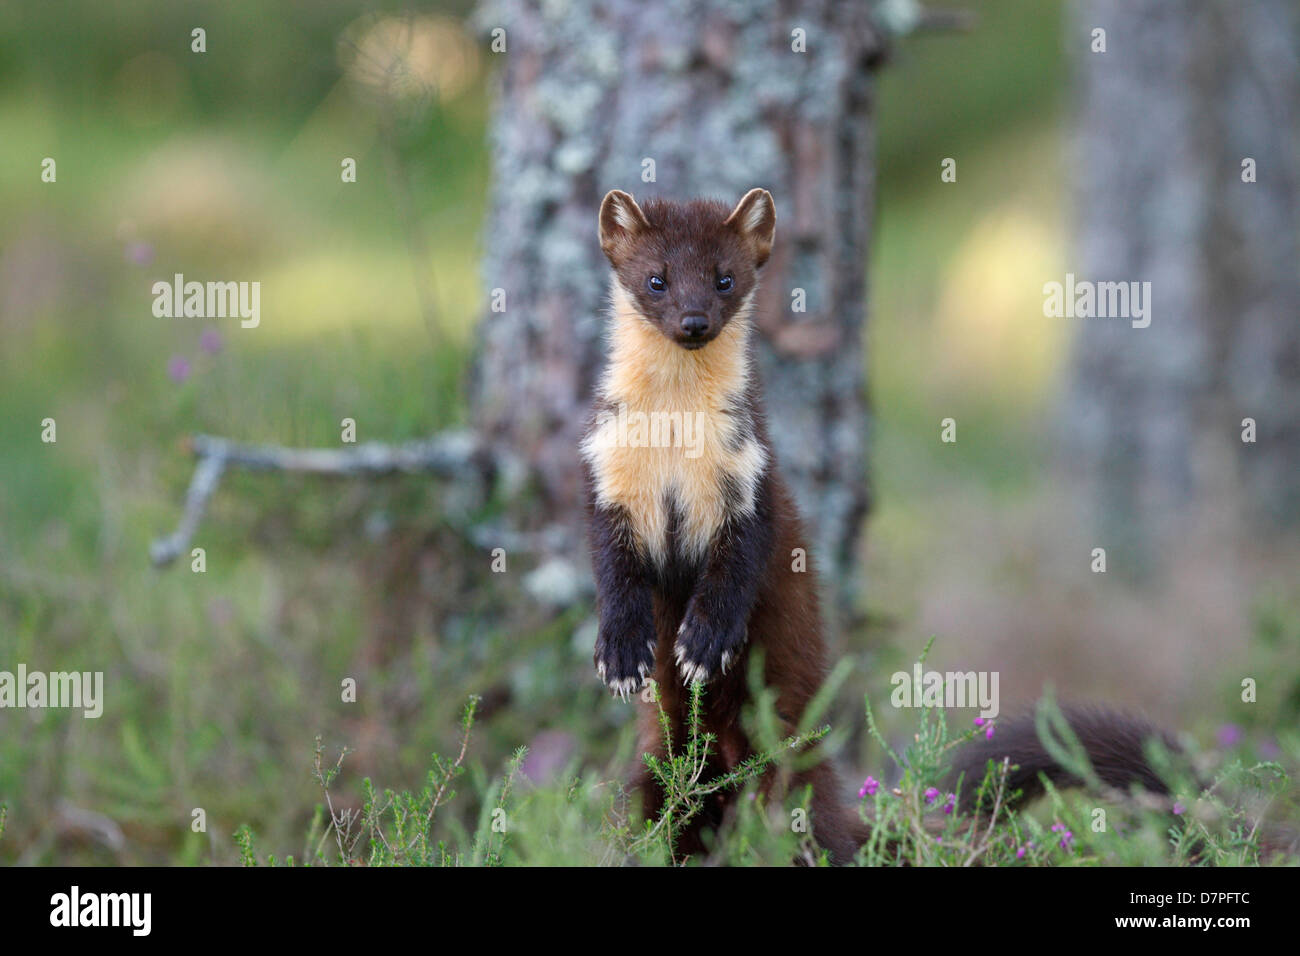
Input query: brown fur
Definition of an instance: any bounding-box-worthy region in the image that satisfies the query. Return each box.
[629,474,868,863]
[582,281,766,568]
[583,189,1193,865]
[583,188,864,861]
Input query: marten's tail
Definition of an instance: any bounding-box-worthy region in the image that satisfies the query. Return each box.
[823,708,1181,864]
[946,705,1180,812]
[833,707,1296,863]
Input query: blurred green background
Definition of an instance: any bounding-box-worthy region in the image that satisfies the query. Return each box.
[0,0,1293,864]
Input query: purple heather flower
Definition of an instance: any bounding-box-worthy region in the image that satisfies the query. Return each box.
[1016,846,1027,860]
[167,355,192,383]
[206,597,233,626]
[1059,830,1074,851]
[859,776,879,798]
[973,717,985,727]
[942,793,956,815]
[985,724,996,740]
[924,787,940,805]
[199,327,224,355]
[1259,739,1280,760]
[1173,802,1186,816]
[126,241,154,266]
[1216,724,1243,748]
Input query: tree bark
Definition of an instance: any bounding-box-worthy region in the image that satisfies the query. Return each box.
[1064,0,1300,562]
[470,0,884,624]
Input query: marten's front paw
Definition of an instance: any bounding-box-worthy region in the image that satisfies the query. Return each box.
[594,632,656,701]
[673,609,745,684]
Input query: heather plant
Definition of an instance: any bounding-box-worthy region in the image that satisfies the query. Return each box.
[625,676,834,866]
[230,645,1292,867]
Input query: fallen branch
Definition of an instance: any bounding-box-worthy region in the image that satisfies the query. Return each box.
[915,7,977,33]
[876,2,977,37]
[149,430,491,567]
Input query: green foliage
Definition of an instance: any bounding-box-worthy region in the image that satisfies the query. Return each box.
[233,824,257,867]
[226,650,1293,867]
[235,696,516,866]
[853,681,1291,867]
[1,0,1293,869]
[627,679,831,865]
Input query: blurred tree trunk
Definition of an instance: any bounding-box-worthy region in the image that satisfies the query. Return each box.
[469,0,885,626]
[1064,0,1300,563]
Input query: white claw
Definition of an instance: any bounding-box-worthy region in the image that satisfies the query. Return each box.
[677,659,710,684]
[606,675,645,701]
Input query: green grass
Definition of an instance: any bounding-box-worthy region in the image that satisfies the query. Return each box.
[2,0,1296,866]
[223,652,1295,867]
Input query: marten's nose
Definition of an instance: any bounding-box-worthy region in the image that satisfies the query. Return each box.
[681,313,708,337]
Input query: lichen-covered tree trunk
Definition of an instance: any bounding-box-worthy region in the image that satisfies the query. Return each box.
[470,0,884,624]
[1063,0,1300,562]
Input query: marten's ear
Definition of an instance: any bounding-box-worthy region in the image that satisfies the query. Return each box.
[599,189,650,265]
[725,188,776,268]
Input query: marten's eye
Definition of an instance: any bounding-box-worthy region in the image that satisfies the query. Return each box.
[715,274,734,294]
[647,275,667,294]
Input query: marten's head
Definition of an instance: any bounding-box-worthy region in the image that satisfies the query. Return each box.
[598,188,775,350]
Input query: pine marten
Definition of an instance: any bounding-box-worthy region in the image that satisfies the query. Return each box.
[580,188,1182,864]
